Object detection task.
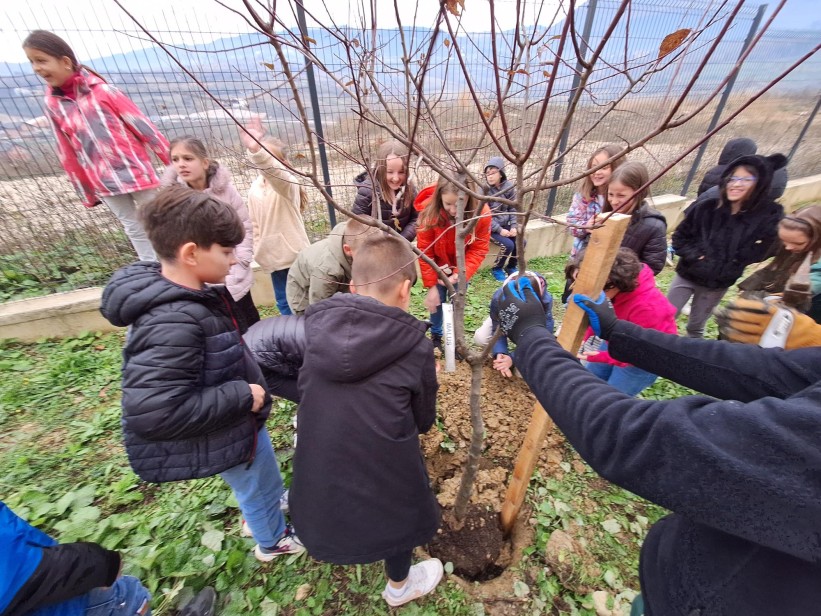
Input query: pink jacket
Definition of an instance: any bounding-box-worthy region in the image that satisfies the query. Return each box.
[163,164,255,301]
[43,69,170,207]
[584,264,678,367]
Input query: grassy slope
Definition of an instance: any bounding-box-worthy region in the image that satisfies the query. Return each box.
[0,255,712,615]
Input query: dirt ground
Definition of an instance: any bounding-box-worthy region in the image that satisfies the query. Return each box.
[420,360,571,614]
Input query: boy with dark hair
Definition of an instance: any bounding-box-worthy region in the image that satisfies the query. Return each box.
[100,184,304,563]
[285,217,379,314]
[248,233,444,607]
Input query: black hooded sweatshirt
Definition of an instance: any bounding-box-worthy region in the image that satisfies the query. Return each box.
[672,154,785,289]
[100,262,271,483]
[288,293,440,564]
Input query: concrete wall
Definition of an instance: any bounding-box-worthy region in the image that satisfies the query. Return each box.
[3,173,820,342]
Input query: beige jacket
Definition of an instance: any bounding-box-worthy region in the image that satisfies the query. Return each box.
[286,221,352,315]
[246,148,311,273]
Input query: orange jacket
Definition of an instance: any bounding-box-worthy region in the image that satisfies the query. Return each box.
[415,184,491,288]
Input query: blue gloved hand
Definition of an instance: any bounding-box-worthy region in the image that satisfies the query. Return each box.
[573,292,617,339]
[497,278,547,344]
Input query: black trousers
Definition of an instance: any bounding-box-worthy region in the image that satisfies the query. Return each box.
[384,549,413,582]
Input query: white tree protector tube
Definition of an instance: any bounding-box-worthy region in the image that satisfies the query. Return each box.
[442,302,457,372]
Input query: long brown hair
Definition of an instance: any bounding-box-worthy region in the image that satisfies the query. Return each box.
[603,162,650,215]
[22,30,107,83]
[418,173,481,230]
[580,144,625,201]
[373,139,413,212]
[739,204,821,294]
[169,136,219,186]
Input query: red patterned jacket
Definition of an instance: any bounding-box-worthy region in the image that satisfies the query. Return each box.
[43,69,170,207]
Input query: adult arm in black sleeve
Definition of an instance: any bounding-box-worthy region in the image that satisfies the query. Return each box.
[605,320,820,401]
[513,327,821,564]
[4,543,120,616]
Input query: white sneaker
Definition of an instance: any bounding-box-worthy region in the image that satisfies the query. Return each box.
[253,524,305,562]
[240,490,291,537]
[681,298,692,316]
[382,558,444,607]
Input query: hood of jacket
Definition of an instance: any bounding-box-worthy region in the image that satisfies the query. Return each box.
[720,153,787,212]
[163,162,233,197]
[49,67,105,98]
[718,138,757,165]
[101,262,225,328]
[354,170,375,192]
[304,293,429,383]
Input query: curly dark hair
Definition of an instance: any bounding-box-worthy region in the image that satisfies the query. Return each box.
[566,247,641,294]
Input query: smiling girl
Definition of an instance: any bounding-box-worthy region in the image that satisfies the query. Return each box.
[670,154,786,337]
[164,136,258,330]
[566,144,626,258]
[603,161,668,276]
[415,173,491,350]
[22,30,170,261]
[352,140,418,240]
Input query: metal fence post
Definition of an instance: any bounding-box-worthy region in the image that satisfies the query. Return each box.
[788,94,821,162]
[295,2,337,227]
[680,3,767,196]
[545,0,598,216]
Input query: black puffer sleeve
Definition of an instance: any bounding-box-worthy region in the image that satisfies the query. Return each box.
[244,315,306,377]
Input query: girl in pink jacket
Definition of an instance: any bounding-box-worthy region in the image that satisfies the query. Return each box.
[569,247,678,396]
[165,136,259,330]
[23,30,170,261]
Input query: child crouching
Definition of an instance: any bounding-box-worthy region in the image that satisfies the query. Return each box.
[100,184,303,563]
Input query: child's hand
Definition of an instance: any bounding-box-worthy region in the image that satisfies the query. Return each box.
[249,383,266,413]
[493,353,513,378]
[240,116,265,153]
[424,286,442,312]
[509,227,518,237]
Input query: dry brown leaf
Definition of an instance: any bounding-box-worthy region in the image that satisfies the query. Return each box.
[295,153,307,159]
[295,584,312,601]
[303,36,317,46]
[658,28,691,59]
[444,0,464,17]
[344,80,355,86]
[444,38,451,48]
[351,39,360,48]
[516,68,528,75]
[548,34,563,41]
[542,70,552,78]
[261,62,275,70]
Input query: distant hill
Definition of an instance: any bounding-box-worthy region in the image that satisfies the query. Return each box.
[1,12,818,131]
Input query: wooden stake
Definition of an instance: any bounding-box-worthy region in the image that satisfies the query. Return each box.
[500,213,631,535]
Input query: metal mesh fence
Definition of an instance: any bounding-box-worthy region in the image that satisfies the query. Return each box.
[0,0,819,300]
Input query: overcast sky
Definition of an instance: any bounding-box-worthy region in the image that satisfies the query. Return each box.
[1,0,569,64]
[1,0,817,65]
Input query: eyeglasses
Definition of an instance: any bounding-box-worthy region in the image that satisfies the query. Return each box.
[484,169,500,176]
[727,176,757,185]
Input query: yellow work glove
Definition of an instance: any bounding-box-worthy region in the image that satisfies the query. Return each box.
[716,297,821,349]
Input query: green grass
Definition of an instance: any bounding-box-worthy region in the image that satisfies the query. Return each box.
[1,253,709,615]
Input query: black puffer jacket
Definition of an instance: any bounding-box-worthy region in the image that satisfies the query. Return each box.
[244,315,305,377]
[516,323,821,616]
[697,137,758,196]
[100,262,271,483]
[620,202,668,275]
[673,154,785,289]
[352,171,418,240]
[289,294,440,564]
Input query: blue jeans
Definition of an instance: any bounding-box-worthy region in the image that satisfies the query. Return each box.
[585,362,658,397]
[271,269,292,316]
[220,429,286,548]
[77,576,150,616]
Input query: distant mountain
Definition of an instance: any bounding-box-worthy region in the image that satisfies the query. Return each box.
[1,11,818,132]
